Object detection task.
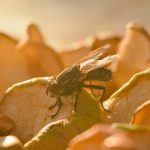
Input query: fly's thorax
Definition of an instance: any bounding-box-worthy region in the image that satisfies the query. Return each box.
[56,65,81,86]
[78,73,87,82]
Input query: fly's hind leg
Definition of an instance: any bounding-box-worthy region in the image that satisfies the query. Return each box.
[50,96,63,118]
[83,84,108,111]
[73,90,81,113]
[48,99,58,109]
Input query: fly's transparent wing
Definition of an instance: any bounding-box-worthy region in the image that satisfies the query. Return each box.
[81,54,119,73]
[74,44,111,66]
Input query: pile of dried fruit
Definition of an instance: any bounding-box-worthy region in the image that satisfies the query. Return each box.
[0,22,150,150]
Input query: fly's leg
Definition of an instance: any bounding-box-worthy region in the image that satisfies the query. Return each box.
[46,83,51,96]
[48,99,58,109]
[73,90,81,112]
[83,84,107,111]
[88,81,97,99]
[50,96,63,118]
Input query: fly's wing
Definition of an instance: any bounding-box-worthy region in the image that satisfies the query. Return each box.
[73,44,111,66]
[81,54,119,74]
[73,44,119,74]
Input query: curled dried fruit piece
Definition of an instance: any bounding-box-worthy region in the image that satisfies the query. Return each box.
[0,77,73,143]
[67,124,137,150]
[102,69,150,123]
[100,132,137,150]
[131,100,150,125]
[114,123,150,150]
[18,41,62,76]
[114,22,150,87]
[0,33,30,96]
[27,23,45,43]
[24,91,101,150]
[67,124,118,150]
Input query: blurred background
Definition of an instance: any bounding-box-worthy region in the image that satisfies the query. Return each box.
[0,0,150,48]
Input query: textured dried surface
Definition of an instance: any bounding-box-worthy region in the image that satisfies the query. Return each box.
[24,91,101,150]
[114,22,150,87]
[0,77,73,143]
[102,69,150,123]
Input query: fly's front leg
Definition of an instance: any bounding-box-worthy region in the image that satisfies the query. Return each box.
[83,84,107,111]
[73,90,81,112]
[50,96,63,118]
[46,84,50,96]
[88,81,97,99]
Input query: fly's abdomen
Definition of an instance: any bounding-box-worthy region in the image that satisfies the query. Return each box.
[85,68,112,81]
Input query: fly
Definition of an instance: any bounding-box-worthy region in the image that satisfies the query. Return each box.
[46,44,119,118]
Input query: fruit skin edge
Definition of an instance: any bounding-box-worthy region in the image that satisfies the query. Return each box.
[110,69,150,99]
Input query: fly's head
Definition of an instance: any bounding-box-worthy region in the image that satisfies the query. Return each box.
[46,77,60,97]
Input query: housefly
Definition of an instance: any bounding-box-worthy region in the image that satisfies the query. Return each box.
[46,44,118,118]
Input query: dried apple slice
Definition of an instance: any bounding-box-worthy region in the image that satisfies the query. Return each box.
[67,124,137,150]
[0,77,73,143]
[67,124,118,150]
[0,33,30,96]
[68,123,150,150]
[114,22,150,87]
[18,40,62,76]
[100,132,137,150]
[0,33,17,44]
[113,123,150,150]
[18,23,63,76]
[24,91,101,150]
[102,69,150,123]
[131,100,150,125]
[27,23,45,43]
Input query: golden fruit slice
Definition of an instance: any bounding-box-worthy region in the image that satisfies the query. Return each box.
[67,124,117,150]
[0,33,17,44]
[114,22,150,87]
[114,123,150,150]
[24,91,101,150]
[102,69,150,123]
[18,40,62,76]
[131,100,150,125]
[0,136,23,150]
[67,124,137,150]
[27,23,45,43]
[0,77,73,143]
[0,33,30,96]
